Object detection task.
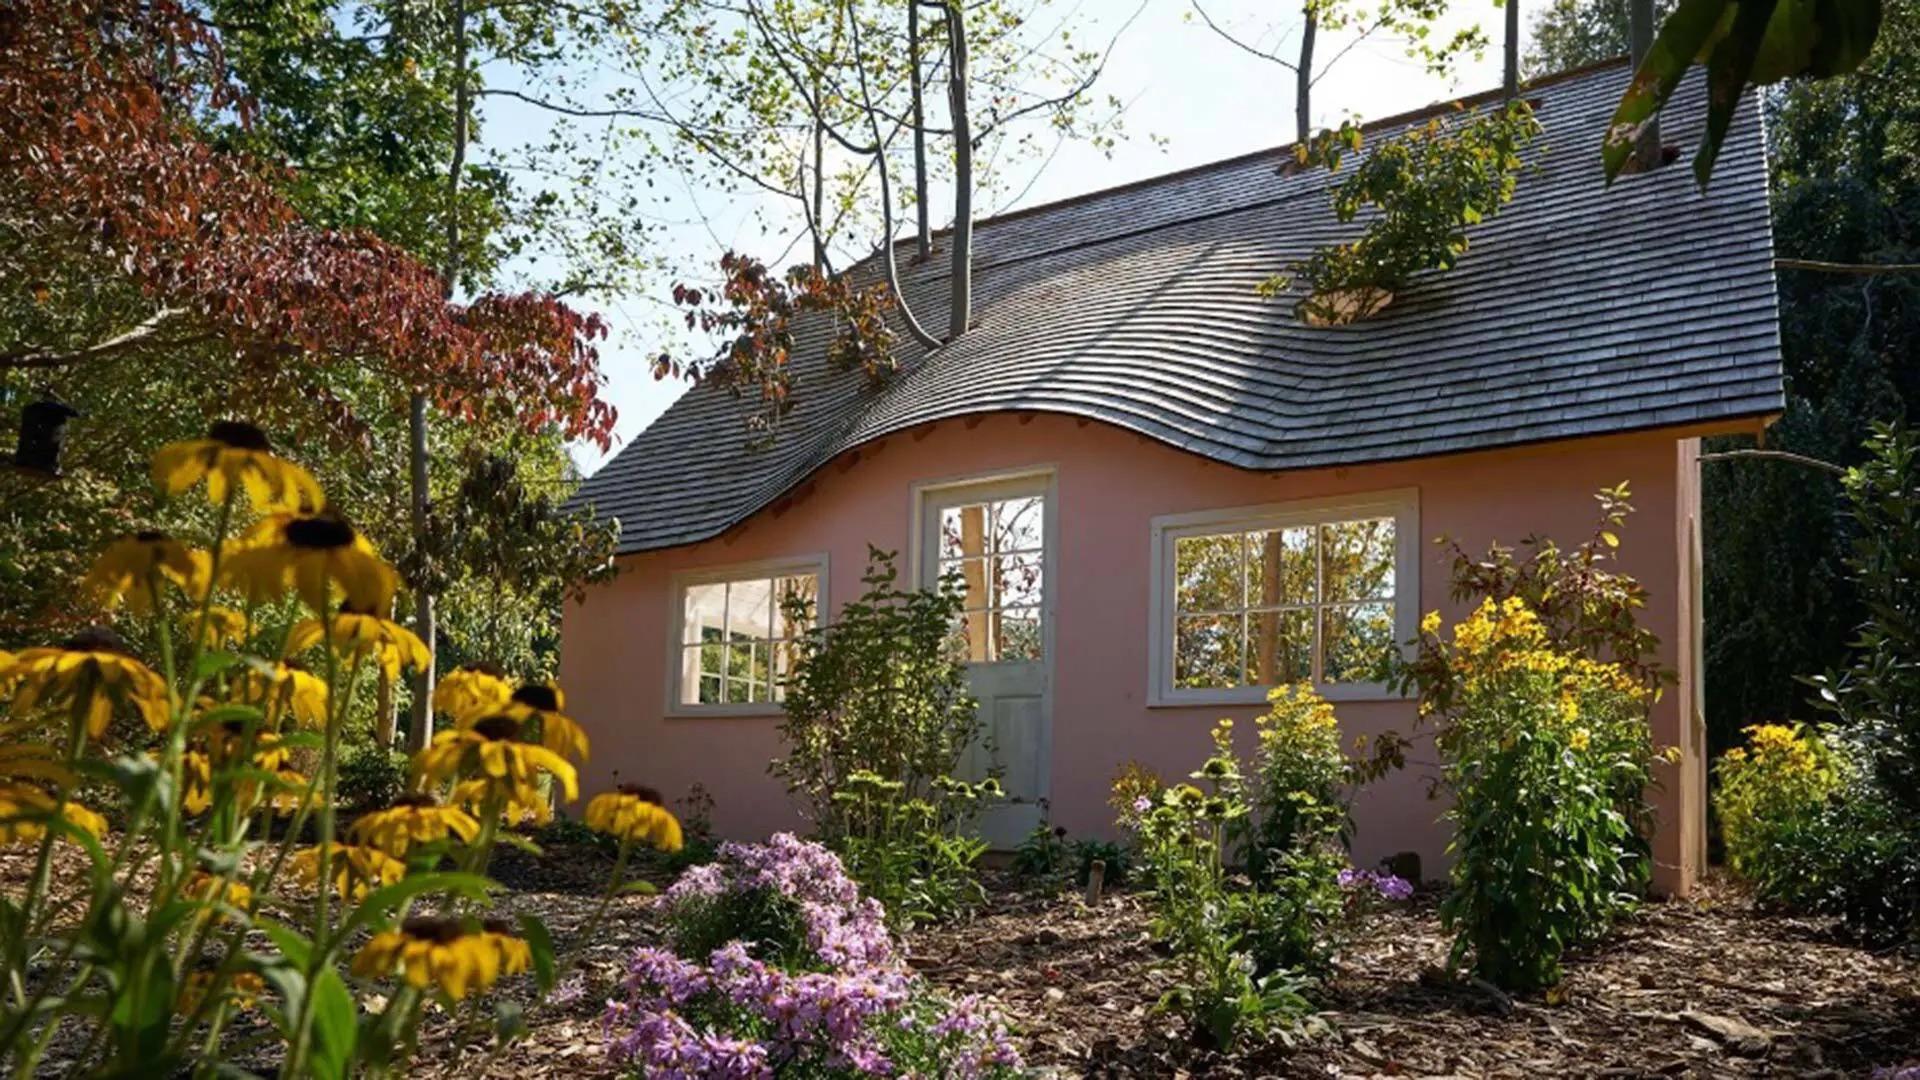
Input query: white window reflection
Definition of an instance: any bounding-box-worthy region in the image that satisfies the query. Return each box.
[939,495,1045,663]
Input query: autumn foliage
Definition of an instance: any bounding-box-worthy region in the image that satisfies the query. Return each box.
[657,252,900,439]
[0,0,615,449]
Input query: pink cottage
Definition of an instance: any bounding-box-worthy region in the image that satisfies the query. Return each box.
[561,62,1783,897]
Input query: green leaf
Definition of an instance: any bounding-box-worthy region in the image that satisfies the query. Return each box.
[338,871,496,940]
[308,967,358,1080]
[255,919,315,968]
[194,650,245,681]
[107,957,173,1061]
[618,879,660,896]
[517,913,556,993]
[1601,0,1731,183]
[493,831,545,857]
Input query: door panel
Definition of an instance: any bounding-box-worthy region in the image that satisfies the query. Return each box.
[920,473,1052,849]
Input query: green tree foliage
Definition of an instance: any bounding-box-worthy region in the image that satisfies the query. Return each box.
[1523,0,1674,76]
[1703,0,1919,757]
[1603,0,1883,185]
[1276,103,1542,324]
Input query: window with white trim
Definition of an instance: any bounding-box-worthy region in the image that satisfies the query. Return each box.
[674,562,822,708]
[1152,493,1416,703]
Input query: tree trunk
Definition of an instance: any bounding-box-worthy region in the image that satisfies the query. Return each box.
[409,0,468,753]
[1295,4,1316,146]
[811,110,827,271]
[1503,0,1520,98]
[943,1,971,341]
[1628,0,1660,169]
[375,670,396,748]
[909,0,931,260]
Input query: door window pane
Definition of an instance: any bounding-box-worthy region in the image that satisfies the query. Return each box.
[937,494,1047,663]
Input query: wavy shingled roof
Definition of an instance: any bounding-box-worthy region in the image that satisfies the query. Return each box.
[576,59,1783,555]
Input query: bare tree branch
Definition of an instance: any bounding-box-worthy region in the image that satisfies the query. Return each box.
[847,0,940,350]
[0,308,199,369]
[1189,1,1299,71]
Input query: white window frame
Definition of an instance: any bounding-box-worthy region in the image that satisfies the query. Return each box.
[1148,489,1419,707]
[664,553,829,718]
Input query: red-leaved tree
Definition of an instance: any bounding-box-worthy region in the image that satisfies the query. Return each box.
[0,0,616,450]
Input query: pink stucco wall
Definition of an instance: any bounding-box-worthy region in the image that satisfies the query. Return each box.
[561,413,1730,894]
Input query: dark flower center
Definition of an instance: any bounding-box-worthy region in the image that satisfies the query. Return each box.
[461,661,506,678]
[134,529,171,543]
[390,792,440,810]
[62,626,130,655]
[208,420,273,452]
[616,783,664,806]
[471,715,522,741]
[399,916,466,943]
[283,514,355,551]
[510,684,559,712]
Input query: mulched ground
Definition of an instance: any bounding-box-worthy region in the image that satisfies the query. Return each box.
[407,849,1920,1079]
[10,838,1918,1077]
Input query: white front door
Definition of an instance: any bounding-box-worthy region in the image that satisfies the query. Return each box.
[917,471,1053,850]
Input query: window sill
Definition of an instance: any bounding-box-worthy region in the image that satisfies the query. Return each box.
[1147,684,1410,709]
[664,704,787,720]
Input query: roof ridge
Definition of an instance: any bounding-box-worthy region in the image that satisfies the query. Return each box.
[917,55,1632,242]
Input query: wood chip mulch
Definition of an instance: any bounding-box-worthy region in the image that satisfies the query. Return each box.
[9,839,1916,1077]
[410,864,1920,1079]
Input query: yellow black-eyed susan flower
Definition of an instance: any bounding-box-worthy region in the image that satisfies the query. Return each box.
[3,628,170,737]
[177,970,265,1015]
[230,661,328,729]
[433,663,513,724]
[583,784,683,852]
[289,842,407,901]
[0,781,106,845]
[285,609,427,682]
[350,916,531,1000]
[151,420,323,514]
[82,531,204,614]
[184,605,251,651]
[223,511,398,613]
[178,749,214,815]
[414,715,577,806]
[501,681,588,763]
[0,742,76,789]
[452,778,552,827]
[349,793,481,856]
[183,872,253,919]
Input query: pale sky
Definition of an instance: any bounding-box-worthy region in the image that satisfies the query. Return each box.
[555,0,1512,475]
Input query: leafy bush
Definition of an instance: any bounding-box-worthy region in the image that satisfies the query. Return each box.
[1815,423,1920,816]
[1714,723,1844,903]
[772,547,978,840]
[661,833,891,971]
[1418,597,1663,990]
[611,834,1022,1077]
[337,742,409,811]
[830,771,996,928]
[1071,839,1131,889]
[1011,822,1071,880]
[1134,776,1312,1051]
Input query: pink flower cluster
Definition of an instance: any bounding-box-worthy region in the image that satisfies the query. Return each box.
[1338,867,1415,902]
[611,835,1023,1079]
[663,832,893,968]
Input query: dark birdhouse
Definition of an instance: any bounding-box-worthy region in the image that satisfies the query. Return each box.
[9,395,81,478]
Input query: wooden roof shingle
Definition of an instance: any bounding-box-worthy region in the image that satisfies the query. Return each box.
[575,60,1784,554]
